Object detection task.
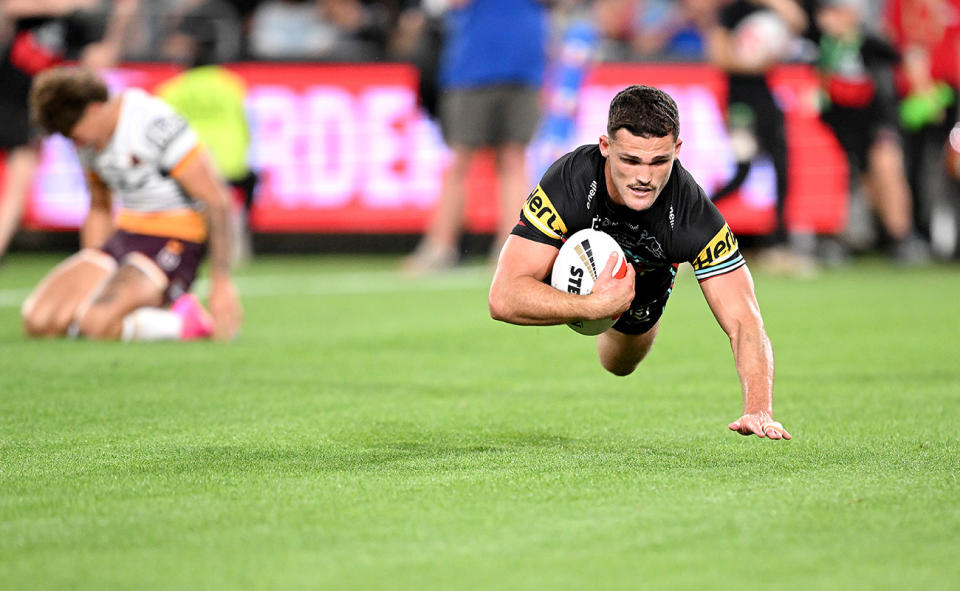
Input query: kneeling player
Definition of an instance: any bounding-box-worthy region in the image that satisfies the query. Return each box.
[489,85,789,440]
[22,66,241,341]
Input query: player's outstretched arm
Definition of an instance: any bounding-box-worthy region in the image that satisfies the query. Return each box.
[699,265,790,440]
[489,235,634,326]
[172,150,242,341]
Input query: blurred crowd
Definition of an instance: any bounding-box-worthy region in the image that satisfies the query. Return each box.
[5,0,905,64]
[2,0,959,268]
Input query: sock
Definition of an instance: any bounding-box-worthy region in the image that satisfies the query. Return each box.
[121,307,183,342]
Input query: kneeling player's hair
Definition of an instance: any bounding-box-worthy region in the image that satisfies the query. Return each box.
[607,85,680,141]
[29,66,109,137]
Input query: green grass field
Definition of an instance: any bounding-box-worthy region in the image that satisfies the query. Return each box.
[1,253,958,590]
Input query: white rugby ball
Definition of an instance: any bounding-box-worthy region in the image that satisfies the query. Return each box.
[550,228,629,336]
[733,10,791,69]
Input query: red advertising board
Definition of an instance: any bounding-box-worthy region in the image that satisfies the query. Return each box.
[19,62,848,236]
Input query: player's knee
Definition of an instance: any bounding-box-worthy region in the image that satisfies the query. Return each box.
[76,307,120,340]
[22,309,51,337]
[600,357,639,377]
[21,301,65,337]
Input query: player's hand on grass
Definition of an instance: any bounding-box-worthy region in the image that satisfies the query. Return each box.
[729,411,791,440]
[587,252,635,320]
[209,276,242,341]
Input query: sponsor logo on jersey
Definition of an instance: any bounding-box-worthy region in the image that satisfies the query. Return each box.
[145,115,188,150]
[586,180,597,209]
[521,185,567,240]
[691,224,738,270]
[157,239,183,271]
[628,305,652,322]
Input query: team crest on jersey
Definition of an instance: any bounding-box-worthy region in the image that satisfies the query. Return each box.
[637,230,664,260]
[522,185,567,240]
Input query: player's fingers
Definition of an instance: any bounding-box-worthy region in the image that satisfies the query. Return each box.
[601,252,617,271]
[728,421,740,431]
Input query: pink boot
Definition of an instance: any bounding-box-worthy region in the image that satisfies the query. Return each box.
[171,293,214,340]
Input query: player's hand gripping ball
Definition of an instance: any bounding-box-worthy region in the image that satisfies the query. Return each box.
[550,228,629,335]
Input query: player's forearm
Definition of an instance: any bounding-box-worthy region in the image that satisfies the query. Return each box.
[81,208,112,249]
[204,191,232,281]
[489,275,602,326]
[1,0,78,18]
[707,29,764,76]
[730,320,775,414]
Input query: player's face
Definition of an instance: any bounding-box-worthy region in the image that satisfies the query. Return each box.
[67,104,106,150]
[600,129,681,212]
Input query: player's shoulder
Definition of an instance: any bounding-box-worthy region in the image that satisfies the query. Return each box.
[670,159,703,198]
[520,145,601,243]
[666,159,711,218]
[665,161,726,243]
[123,89,192,151]
[540,144,603,201]
[553,143,602,173]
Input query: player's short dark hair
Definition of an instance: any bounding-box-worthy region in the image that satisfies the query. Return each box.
[607,85,680,141]
[29,66,109,137]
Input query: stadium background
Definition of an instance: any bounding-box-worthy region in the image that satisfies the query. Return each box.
[2,0,868,252]
[19,61,848,235]
[2,3,959,589]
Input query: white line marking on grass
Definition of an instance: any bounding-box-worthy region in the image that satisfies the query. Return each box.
[0,289,31,308]
[0,267,492,307]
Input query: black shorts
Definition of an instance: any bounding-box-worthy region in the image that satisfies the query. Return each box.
[611,291,670,335]
[821,96,900,173]
[100,230,206,304]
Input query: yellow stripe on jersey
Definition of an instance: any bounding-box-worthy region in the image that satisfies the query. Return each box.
[115,208,207,243]
[691,223,738,271]
[521,185,567,240]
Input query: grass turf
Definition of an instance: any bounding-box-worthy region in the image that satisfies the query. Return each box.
[0,253,958,590]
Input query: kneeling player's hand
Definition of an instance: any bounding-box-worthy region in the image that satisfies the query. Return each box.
[209,276,243,341]
[729,412,791,440]
[588,252,635,320]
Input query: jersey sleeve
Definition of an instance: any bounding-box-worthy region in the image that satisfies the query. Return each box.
[142,98,199,174]
[681,189,746,282]
[510,152,577,249]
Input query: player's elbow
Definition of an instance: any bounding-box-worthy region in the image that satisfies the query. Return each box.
[488,290,509,322]
[488,284,516,323]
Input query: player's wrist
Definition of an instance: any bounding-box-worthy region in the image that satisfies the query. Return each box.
[582,293,610,321]
[210,272,233,288]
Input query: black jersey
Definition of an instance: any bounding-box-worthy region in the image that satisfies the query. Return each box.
[511,144,745,334]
